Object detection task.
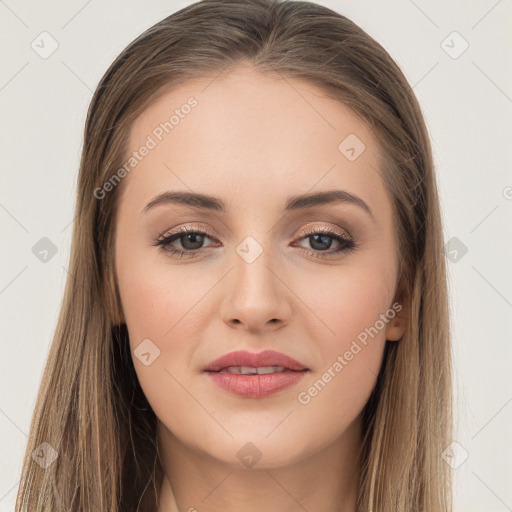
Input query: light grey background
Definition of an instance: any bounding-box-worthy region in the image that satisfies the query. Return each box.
[1,1,511,511]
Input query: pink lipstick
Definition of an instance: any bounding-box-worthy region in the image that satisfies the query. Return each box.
[203,349,309,398]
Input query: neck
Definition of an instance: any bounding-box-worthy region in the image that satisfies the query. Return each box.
[155,418,362,512]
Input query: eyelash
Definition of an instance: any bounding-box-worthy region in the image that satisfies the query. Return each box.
[154,224,357,260]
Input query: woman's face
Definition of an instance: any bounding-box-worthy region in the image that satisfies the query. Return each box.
[114,65,406,469]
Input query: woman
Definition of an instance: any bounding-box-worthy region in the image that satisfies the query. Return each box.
[15,0,453,510]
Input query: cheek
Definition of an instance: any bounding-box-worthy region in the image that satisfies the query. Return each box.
[116,252,221,372]
[116,231,206,336]
[289,259,393,415]
[288,272,391,452]
[115,257,209,424]
[291,257,395,350]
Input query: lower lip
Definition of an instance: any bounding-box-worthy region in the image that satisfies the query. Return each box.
[205,370,308,398]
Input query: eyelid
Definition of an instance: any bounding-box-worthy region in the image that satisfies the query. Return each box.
[155,221,358,261]
[162,223,218,239]
[296,224,353,241]
[159,222,353,243]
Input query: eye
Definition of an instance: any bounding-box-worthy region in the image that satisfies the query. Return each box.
[153,225,357,259]
[154,226,219,258]
[292,226,357,257]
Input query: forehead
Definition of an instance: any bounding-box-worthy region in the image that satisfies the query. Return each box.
[121,65,388,214]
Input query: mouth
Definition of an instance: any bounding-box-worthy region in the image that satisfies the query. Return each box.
[203,350,309,398]
[214,365,301,374]
[203,349,309,373]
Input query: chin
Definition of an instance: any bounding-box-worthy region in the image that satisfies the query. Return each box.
[193,431,313,470]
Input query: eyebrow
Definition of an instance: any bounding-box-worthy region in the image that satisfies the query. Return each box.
[142,189,374,219]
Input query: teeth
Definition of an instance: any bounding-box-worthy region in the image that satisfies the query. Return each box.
[219,366,287,375]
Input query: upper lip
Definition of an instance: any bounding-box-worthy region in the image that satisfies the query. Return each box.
[203,350,309,372]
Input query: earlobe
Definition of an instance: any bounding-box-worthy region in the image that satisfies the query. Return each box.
[384,283,409,341]
[385,315,407,341]
[385,297,408,341]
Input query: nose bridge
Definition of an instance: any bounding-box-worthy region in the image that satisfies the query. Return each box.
[220,231,290,330]
[233,232,280,302]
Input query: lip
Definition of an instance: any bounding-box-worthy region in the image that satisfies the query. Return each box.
[203,350,309,399]
[203,349,309,372]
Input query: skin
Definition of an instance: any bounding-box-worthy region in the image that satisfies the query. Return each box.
[114,64,407,512]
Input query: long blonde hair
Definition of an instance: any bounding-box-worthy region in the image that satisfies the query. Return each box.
[15,1,452,510]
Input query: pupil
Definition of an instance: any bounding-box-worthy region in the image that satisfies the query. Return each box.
[182,233,204,250]
[177,233,335,252]
[310,234,332,251]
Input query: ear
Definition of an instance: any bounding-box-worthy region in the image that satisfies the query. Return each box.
[385,298,408,341]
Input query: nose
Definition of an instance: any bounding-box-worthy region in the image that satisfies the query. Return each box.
[219,247,292,333]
